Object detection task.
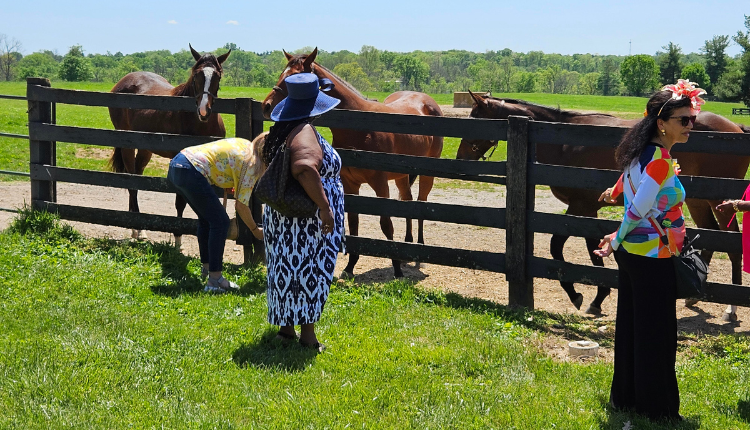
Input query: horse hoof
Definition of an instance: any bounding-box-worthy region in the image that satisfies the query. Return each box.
[130,229,139,239]
[684,298,700,307]
[722,311,739,322]
[414,262,421,269]
[339,270,354,280]
[585,304,602,316]
[572,293,583,310]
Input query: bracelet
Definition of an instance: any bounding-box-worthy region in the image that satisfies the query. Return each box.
[251,226,259,231]
[733,200,740,212]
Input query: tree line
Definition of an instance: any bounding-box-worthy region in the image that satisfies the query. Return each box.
[1,16,749,107]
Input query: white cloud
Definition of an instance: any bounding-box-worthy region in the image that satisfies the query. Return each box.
[226,20,239,25]
[168,20,178,25]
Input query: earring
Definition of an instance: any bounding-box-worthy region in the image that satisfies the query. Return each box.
[661,129,666,136]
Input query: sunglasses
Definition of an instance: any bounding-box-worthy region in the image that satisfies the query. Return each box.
[669,115,697,127]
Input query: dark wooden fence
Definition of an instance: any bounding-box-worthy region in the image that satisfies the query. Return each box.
[23,77,750,309]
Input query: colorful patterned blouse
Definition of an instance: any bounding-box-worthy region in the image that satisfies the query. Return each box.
[609,143,685,258]
[181,138,262,206]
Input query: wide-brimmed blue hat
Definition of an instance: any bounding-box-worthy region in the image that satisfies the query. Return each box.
[270,73,341,122]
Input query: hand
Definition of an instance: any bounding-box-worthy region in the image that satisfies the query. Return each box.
[593,235,613,258]
[252,226,263,240]
[715,200,736,214]
[598,187,615,204]
[320,208,335,235]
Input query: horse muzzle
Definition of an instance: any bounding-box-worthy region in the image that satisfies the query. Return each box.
[197,107,211,122]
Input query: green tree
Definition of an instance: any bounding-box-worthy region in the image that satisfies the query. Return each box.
[332,62,374,92]
[701,35,730,89]
[58,45,92,81]
[658,42,683,85]
[620,54,659,96]
[713,59,743,102]
[515,71,537,92]
[597,58,620,95]
[680,63,711,91]
[357,45,382,78]
[578,72,600,95]
[498,56,515,92]
[733,15,750,107]
[393,55,429,90]
[16,52,59,80]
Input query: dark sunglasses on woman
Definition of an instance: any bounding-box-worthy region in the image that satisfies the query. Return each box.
[670,115,697,126]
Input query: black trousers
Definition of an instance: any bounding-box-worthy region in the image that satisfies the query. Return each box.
[611,250,680,420]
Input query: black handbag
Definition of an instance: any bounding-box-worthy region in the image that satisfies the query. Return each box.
[670,234,709,299]
[254,142,317,218]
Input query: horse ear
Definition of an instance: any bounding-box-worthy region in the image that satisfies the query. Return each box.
[283,49,293,60]
[189,44,201,61]
[217,49,231,64]
[303,47,318,70]
[469,90,488,108]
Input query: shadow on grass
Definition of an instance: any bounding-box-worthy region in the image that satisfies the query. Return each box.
[677,305,743,337]
[232,327,319,372]
[347,262,428,284]
[83,238,267,297]
[738,397,750,423]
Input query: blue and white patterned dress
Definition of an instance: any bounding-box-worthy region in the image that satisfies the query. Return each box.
[264,130,345,326]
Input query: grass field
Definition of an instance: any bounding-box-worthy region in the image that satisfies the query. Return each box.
[2,81,749,183]
[2,210,750,429]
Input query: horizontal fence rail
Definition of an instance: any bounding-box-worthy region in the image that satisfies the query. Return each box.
[529,120,750,154]
[0,132,29,139]
[27,85,237,115]
[0,94,25,100]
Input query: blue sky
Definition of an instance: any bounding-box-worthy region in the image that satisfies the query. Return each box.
[4,0,748,57]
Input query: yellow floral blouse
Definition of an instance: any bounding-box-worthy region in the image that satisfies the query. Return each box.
[180,138,262,206]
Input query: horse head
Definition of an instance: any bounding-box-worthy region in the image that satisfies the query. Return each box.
[262,48,318,119]
[456,91,509,160]
[188,44,231,122]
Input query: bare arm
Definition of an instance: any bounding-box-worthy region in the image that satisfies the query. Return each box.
[236,200,263,240]
[287,124,335,234]
[716,199,750,214]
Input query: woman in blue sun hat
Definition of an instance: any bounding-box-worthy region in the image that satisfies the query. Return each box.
[261,73,345,352]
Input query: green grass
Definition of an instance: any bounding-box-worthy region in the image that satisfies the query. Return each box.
[2,209,750,429]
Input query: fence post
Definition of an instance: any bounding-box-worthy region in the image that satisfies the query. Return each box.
[27,77,56,210]
[506,115,535,308]
[235,97,265,265]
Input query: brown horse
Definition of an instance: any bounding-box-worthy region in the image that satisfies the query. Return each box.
[457,92,747,315]
[109,45,230,247]
[261,48,444,278]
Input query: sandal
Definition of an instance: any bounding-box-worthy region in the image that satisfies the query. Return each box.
[300,340,327,352]
[204,275,239,293]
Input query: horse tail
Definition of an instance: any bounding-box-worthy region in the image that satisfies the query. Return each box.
[409,174,418,186]
[109,147,126,173]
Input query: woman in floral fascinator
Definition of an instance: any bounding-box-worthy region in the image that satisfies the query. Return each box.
[594,79,706,422]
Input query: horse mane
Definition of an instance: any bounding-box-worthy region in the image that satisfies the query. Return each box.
[289,54,368,101]
[485,96,618,119]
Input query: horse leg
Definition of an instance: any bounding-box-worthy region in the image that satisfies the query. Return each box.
[584,236,611,315]
[174,193,187,251]
[341,182,362,279]
[550,234,584,309]
[371,175,402,278]
[415,174,436,269]
[395,175,414,243]
[132,149,153,240]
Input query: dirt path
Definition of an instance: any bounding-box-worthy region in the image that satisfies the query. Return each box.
[2,177,748,343]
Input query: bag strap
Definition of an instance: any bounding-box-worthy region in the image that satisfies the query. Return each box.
[627,172,675,256]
